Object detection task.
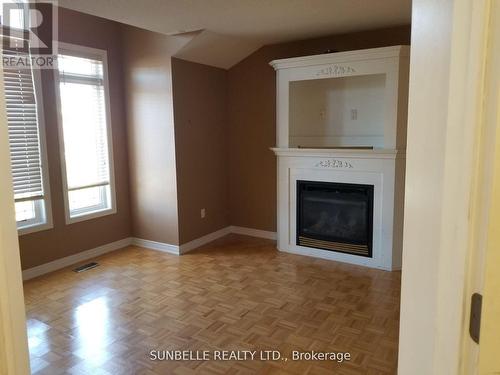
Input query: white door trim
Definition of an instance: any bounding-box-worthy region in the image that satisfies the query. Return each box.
[398,1,492,374]
[0,64,31,374]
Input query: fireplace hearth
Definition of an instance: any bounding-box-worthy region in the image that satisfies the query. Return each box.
[297,180,374,257]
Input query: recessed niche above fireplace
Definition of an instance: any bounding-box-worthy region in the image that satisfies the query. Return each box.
[297,180,374,257]
[289,74,386,148]
[271,45,409,150]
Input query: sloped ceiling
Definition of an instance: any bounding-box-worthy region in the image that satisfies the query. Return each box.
[58,0,411,69]
[173,31,262,69]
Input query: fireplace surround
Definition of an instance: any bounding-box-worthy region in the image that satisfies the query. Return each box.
[270,46,409,270]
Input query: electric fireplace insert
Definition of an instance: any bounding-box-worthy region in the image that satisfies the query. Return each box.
[297,180,374,257]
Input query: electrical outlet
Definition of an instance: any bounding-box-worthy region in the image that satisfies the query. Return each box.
[350,109,358,120]
[200,208,206,219]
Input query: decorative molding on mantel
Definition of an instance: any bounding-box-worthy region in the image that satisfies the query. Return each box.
[269,45,410,70]
[271,147,404,159]
[315,65,356,77]
[315,159,354,168]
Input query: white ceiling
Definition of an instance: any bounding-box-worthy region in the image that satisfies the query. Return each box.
[58,0,412,68]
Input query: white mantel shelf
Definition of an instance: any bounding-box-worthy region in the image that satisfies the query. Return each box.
[271,147,403,159]
[269,46,409,70]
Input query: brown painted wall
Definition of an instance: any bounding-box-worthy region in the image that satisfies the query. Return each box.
[19,8,132,269]
[227,25,411,232]
[172,58,229,244]
[121,27,191,245]
[19,20,411,269]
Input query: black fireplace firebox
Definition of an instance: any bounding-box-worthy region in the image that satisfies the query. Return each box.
[297,180,374,257]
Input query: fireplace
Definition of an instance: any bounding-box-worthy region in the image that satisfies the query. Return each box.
[297,180,374,257]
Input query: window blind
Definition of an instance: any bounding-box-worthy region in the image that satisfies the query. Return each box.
[58,54,110,193]
[57,51,113,219]
[3,37,44,202]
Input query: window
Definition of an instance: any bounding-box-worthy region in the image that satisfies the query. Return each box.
[0,1,30,31]
[2,36,52,234]
[56,44,116,223]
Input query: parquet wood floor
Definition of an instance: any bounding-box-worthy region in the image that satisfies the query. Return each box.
[24,234,400,375]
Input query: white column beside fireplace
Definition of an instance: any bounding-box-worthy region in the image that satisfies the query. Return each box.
[270,46,409,271]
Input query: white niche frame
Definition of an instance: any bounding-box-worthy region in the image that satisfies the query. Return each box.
[270,46,410,150]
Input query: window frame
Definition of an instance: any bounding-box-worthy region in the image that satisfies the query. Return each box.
[3,39,54,236]
[54,42,117,224]
[18,68,53,235]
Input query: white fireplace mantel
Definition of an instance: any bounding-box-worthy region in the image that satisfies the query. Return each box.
[270,46,409,271]
[272,147,405,270]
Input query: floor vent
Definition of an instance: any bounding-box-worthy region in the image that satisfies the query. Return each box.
[73,262,99,273]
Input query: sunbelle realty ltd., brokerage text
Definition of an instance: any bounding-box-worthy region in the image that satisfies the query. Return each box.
[149,350,351,363]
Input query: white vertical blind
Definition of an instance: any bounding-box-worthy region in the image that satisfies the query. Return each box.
[3,37,44,202]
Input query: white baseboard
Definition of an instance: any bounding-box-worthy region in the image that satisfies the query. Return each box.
[230,226,277,240]
[131,238,180,254]
[22,237,133,281]
[23,226,278,280]
[133,226,276,255]
[179,226,232,254]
